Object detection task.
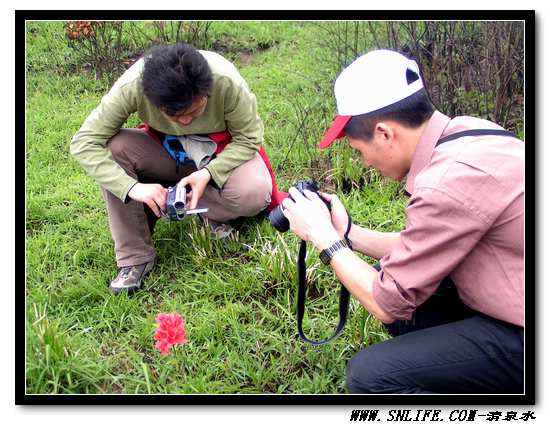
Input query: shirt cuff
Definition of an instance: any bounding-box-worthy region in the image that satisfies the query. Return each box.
[121,178,139,203]
[372,269,416,322]
[204,161,228,188]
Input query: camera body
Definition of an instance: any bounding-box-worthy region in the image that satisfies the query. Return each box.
[269,180,330,232]
[166,185,187,221]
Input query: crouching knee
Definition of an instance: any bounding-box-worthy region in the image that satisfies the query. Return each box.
[222,173,272,216]
[346,346,392,394]
[107,129,138,160]
[243,174,272,213]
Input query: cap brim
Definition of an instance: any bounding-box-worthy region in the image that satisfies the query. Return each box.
[319,115,351,149]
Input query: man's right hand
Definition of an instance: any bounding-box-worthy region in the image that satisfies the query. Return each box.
[127,182,167,217]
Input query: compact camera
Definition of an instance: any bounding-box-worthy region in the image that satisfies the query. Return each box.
[165,185,208,221]
[165,185,188,221]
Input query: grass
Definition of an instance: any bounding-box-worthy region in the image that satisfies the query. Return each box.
[25,21,406,394]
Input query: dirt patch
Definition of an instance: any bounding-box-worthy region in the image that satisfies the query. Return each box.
[305,280,325,300]
[98,381,124,394]
[263,279,279,299]
[239,52,255,65]
[211,35,278,66]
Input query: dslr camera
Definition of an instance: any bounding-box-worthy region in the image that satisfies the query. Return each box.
[269,180,330,232]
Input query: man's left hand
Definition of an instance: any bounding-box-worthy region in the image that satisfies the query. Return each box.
[281,188,341,250]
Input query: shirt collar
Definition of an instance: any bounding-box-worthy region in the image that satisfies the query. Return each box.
[405,111,451,195]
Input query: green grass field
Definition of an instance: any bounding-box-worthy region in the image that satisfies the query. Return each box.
[25,21,407,394]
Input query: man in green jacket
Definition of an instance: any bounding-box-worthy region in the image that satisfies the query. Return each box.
[70,43,272,294]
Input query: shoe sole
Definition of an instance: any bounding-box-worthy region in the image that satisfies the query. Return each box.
[109,260,155,295]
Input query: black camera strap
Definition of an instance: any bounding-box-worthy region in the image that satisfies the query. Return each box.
[435,129,518,146]
[296,211,352,346]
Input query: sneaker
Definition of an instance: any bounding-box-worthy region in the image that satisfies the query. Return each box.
[109,260,155,294]
[204,218,236,240]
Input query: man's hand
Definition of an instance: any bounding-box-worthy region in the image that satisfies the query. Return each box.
[177,168,211,209]
[127,182,167,217]
[281,188,341,250]
[319,192,350,239]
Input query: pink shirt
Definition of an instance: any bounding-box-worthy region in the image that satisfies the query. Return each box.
[372,111,524,326]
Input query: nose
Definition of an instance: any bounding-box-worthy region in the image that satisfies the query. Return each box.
[178,116,193,126]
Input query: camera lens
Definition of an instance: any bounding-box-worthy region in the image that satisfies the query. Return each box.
[268,180,327,232]
[268,205,290,232]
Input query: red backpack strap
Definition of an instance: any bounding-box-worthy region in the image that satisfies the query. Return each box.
[271,191,289,209]
[208,130,232,154]
[208,131,286,212]
[257,146,288,211]
[137,123,164,145]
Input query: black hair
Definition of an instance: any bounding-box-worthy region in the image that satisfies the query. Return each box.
[142,43,214,116]
[344,82,435,141]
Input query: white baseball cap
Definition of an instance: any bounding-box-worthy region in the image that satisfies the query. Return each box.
[319,49,424,149]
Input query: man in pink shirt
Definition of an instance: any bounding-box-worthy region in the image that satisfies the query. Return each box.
[282,50,524,394]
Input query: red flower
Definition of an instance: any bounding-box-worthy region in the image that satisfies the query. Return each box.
[154,313,188,356]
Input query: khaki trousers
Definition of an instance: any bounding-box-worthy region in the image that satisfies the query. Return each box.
[102,129,272,267]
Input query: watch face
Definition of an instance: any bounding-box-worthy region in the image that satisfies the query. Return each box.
[320,240,347,265]
[320,249,330,265]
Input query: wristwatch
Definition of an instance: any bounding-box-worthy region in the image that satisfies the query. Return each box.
[319,240,349,265]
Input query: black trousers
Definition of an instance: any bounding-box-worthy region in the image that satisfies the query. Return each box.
[346,276,524,394]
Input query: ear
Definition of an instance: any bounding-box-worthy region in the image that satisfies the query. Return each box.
[373,122,394,144]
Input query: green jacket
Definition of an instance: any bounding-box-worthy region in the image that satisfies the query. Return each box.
[70,50,264,201]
